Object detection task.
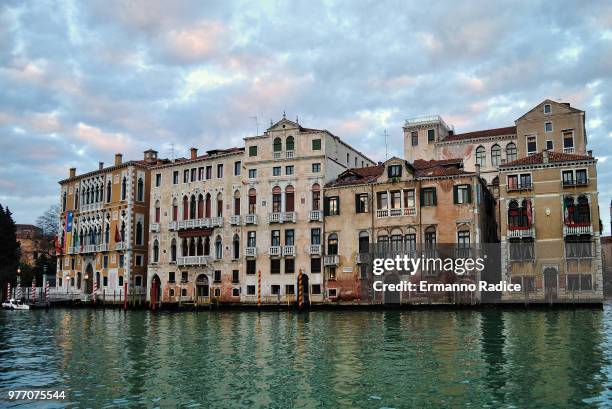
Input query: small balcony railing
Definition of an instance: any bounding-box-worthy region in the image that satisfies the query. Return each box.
[230,215,241,225]
[563,147,575,154]
[355,253,370,264]
[169,221,177,230]
[404,207,416,216]
[376,208,416,218]
[245,214,258,224]
[507,183,533,192]
[376,209,388,218]
[82,244,97,253]
[309,210,322,222]
[177,219,210,230]
[273,151,282,160]
[97,243,109,252]
[269,212,281,223]
[150,223,160,232]
[115,242,126,251]
[507,227,535,238]
[563,179,588,187]
[245,247,257,257]
[308,244,322,255]
[563,224,593,236]
[269,246,282,256]
[283,245,295,257]
[324,255,339,266]
[177,256,211,266]
[283,212,296,223]
[286,150,295,159]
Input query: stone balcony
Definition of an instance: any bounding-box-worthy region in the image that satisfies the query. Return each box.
[563,224,593,236]
[245,214,258,225]
[269,246,282,257]
[150,223,160,232]
[324,255,339,266]
[177,256,211,266]
[230,215,241,225]
[176,217,224,230]
[115,242,126,251]
[308,244,322,255]
[283,245,295,257]
[376,207,416,218]
[245,247,257,257]
[97,243,109,252]
[80,203,102,213]
[309,210,322,222]
[507,227,535,239]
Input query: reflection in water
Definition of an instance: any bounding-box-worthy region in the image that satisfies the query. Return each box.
[0,307,611,408]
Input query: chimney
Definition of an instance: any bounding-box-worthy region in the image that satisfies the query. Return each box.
[190,147,198,160]
[543,150,549,163]
[588,150,593,157]
[99,162,104,170]
[114,153,123,166]
[69,167,76,178]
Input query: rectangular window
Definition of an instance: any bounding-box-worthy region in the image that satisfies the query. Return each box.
[103,276,108,287]
[246,259,256,275]
[311,228,321,245]
[427,129,435,143]
[390,190,401,209]
[285,165,294,175]
[135,255,143,266]
[311,284,321,294]
[312,139,321,150]
[103,256,108,269]
[563,131,574,149]
[249,145,257,157]
[273,166,281,176]
[198,167,204,181]
[311,258,321,274]
[388,165,402,178]
[454,185,471,204]
[285,229,295,246]
[421,187,437,206]
[312,163,321,173]
[135,276,142,286]
[247,231,256,247]
[119,255,125,268]
[325,196,340,216]
[508,175,518,190]
[376,192,388,209]
[546,140,553,150]
[190,168,196,182]
[217,164,223,178]
[576,169,587,185]
[526,135,537,154]
[233,161,241,176]
[247,285,256,295]
[411,131,418,146]
[403,189,415,207]
[248,169,257,178]
[355,193,368,213]
[214,270,221,283]
[231,270,239,283]
[544,104,551,114]
[271,230,280,246]
[118,275,124,286]
[271,284,280,295]
[173,171,179,184]
[181,271,188,283]
[155,173,161,187]
[545,122,553,133]
[562,170,574,186]
[183,169,189,183]
[519,174,531,189]
[285,259,295,274]
[205,165,212,179]
[285,284,295,294]
[169,271,175,283]
[271,259,281,274]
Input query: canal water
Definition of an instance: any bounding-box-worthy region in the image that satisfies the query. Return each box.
[1,306,612,408]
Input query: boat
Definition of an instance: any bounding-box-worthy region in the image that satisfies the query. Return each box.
[1,299,30,310]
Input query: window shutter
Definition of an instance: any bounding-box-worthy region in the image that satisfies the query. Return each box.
[336,196,340,215]
[467,185,472,203]
[453,186,458,204]
[355,194,360,213]
[420,189,424,206]
[324,197,330,216]
[432,188,437,205]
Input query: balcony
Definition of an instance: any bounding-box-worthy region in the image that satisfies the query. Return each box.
[389,208,402,217]
[563,147,575,154]
[169,221,177,231]
[150,223,160,232]
[176,217,223,230]
[309,210,322,222]
[80,203,102,213]
[283,245,295,257]
[283,212,296,223]
[245,214,258,225]
[506,183,532,192]
[230,215,241,225]
[273,151,282,160]
[376,209,388,218]
[268,212,282,223]
[563,224,593,236]
[67,246,76,255]
[563,179,588,188]
[245,247,257,257]
[308,244,322,255]
[115,242,126,251]
[286,150,295,159]
[269,246,282,256]
[507,227,535,238]
[83,244,96,253]
[177,256,211,266]
[403,207,416,216]
[97,243,109,252]
[355,253,370,264]
[376,208,416,218]
[211,217,224,227]
[324,255,339,266]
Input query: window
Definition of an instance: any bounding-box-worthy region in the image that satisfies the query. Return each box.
[312,184,320,210]
[106,181,112,203]
[206,166,212,179]
[457,230,470,250]
[153,240,159,262]
[190,168,196,182]
[169,271,176,283]
[103,276,108,287]
[506,142,517,162]
[232,270,239,283]
[311,228,321,245]
[388,165,402,178]
[312,139,321,150]
[198,167,204,181]
[285,229,295,246]
[545,122,553,133]
[103,255,108,268]
[325,196,340,216]
[411,131,418,146]
[273,137,282,152]
[526,136,537,155]
[576,169,587,185]
[234,161,241,176]
[285,165,294,175]
[247,231,256,248]
[563,131,574,150]
[427,129,435,143]
[247,259,256,275]
[121,177,127,200]
[182,271,189,283]
[565,237,593,259]
[311,258,321,274]
[507,175,518,190]
[546,140,553,150]
[138,178,146,200]
[272,186,282,212]
[249,146,257,157]
[173,171,179,184]
[475,146,486,166]
[491,144,501,166]
[346,153,350,165]
[232,288,240,297]
[214,270,221,283]
[567,274,593,291]
[285,284,295,294]
[403,189,415,207]
[421,188,437,206]
[232,234,240,259]
[377,192,388,209]
[135,276,142,286]
[312,163,321,173]
[454,185,471,204]
[215,236,222,259]
[286,136,294,151]
[271,259,281,274]
[247,285,256,295]
[544,104,551,114]
[355,193,368,213]
[328,288,337,297]
[271,284,280,295]
[562,170,574,186]
[312,284,321,294]
[248,169,257,178]
[390,190,401,209]
[271,230,281,246]
[136,221,144,245]
[519,174,531,189]
[217,164,223,178]
[118,275,124,287]
[285,259,295,274]
[183,169,189,183]
[327,233,338,255]
[273,166,281,176]
[248,189,257,214]
[509,238,534,260]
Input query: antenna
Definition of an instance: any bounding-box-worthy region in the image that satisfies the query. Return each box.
[249,116,260,136]
[164,143,176,161]
[383,129,388,160]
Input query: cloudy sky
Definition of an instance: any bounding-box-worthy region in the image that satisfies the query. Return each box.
[1,0,611,231]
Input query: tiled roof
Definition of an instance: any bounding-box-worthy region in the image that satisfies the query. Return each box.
[325,165,384,187]
[415,166,471,177]
[442,126,516,142]
[601,236,612,244]
[501,150,594,167]
[412,158,463,169]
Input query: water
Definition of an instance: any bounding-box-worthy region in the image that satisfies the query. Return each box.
[1,306,612,408]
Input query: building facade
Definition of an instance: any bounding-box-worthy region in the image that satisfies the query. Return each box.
[16,224,54,266]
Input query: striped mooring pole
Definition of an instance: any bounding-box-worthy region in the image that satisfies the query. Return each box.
[298,268,303,310]
[92,276,97,305]
[31,280,36,302]
[6,282,10,301]
[45,281,49,301]
[257,270,261,308]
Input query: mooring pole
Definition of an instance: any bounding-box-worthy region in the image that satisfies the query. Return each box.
[257,270,261,308]
[124,281,128,311]
[298,268,303,310]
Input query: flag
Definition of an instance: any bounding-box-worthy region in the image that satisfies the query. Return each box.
[563,198,569,225]
[54,237,62,255]
[115,225,122,243]
[66,211,73,232]
[525,199,533,227]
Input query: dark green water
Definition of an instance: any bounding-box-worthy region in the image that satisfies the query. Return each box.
[1,306,612,408]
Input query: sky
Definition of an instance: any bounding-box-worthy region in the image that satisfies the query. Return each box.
[0,0,611,232]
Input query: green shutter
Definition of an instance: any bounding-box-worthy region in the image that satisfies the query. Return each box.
[420,188,424,206]
[453,185,458,204]
[336,196,340,215]
[355,194,360,213]
[432,188,437,206]
[324,197,330,216]
[467,185,472,203]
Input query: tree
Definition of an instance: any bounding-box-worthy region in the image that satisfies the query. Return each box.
[0,204,21,291]
[36,204,60,236]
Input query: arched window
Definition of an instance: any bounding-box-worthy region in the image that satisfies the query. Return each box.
[475,146,486,167]
[181,238,188,257]
[248,188,257,214]
[189,238,196,256]
[137,178,144,201]
[233,234,240,259]
[75,189,79,209]
[508,200,520,228]
[153,240,159,262]
[121,176,127,200]
[358,231,369,253]
[234,191,241,216]
[197,194,204,219]
[190,195,196,219]
[136,221,143,245]
[312,183,320,211]
[95,185,99,202]
[425,226,436,248]
[106,180,112,203]
[105,224,110,243]
[183,196,189,220]
[286,135,295,151]
[272,186,282,213]
[170,239,176,262]
[205,193,212,218]
[196,237,203,256]
[204,237,210,255]
[120,221,126,242]
[215,235,223,259]
[216,193,223,217]
[155,200,161,223]
[285,185,295,212]
[573,195,590,225]
[62,192,67,211]
[172,198,178,221]
[491,144,501,166]
[506,142,517,163]
[273,137,282,152]
[327,233,338,255]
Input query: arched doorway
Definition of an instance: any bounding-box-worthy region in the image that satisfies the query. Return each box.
[150,274,161,304]
[383,274,401,305]
[84,264,93,294]
[196,274,209,304]
[544,267,558,302]
[297,274,310,305]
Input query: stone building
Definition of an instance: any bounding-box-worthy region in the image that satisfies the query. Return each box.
[56,150,167,300]
[16,224,54,266]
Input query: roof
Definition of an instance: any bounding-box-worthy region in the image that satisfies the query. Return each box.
[59,158,168,184]
[501,150,594,167]
[412,158,463,169]
[325,165,384,187]
[601,236,612,244]
[442,126,516,142]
